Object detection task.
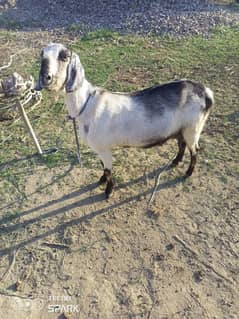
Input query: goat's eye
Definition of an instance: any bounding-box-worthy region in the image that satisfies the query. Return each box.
[58,50,70,62]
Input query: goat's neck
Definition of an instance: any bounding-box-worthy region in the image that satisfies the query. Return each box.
[65,79,93,119]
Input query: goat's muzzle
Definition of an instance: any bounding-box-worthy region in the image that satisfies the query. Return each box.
[35,57,54,91]
[35,74,55,91]
[35,77,43,91]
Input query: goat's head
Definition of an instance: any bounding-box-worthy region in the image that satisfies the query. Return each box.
[35,43,85,93]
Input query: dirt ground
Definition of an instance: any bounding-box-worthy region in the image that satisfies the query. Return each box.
[0,148,238,319]
[0,3,239,319]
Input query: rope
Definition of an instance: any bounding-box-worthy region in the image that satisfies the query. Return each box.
[0,73,44,154]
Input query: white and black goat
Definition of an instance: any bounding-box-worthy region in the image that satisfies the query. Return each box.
[36,43,214,198]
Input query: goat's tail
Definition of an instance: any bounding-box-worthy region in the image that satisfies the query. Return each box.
[204,87,214,111]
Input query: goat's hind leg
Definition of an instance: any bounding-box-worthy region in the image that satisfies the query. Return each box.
[182,112,210,177]
[182,127,200,177]
[186,150,197,177]
[172,134,186,166]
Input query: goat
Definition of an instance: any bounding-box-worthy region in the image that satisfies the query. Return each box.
[35,43,214,198]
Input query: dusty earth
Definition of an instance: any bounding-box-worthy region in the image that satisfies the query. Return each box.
[1,156,239,319]
[0,2,239,319]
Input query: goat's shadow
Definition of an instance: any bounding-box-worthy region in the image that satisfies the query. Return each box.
[0,150,76,214]
[0,165,185,257]
[0,148,57,171]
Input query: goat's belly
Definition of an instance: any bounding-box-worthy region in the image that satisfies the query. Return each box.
[85,111,181,149]
[92,130,174,149]
[116,123,178,148]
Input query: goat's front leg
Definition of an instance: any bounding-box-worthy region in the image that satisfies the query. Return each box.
[97,150,114,198]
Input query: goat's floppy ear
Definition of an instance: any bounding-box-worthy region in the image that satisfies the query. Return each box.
[65,53,84,93]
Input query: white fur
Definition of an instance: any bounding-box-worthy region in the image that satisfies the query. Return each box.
[66,80,211,171]
[38,44,214,175]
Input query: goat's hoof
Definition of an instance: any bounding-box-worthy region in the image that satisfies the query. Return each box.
[171,160,179,167]
[185,169,193,178]
[172,157,183,167]
[105,181,114,199]
[105,189,113,199]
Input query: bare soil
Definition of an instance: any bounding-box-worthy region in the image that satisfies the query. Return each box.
[0,152,238,319]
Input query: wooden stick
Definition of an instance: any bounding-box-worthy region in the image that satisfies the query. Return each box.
[0,248,19,282]
[17,101,43,155]
[9,102,40,127]
[147,153,175,206]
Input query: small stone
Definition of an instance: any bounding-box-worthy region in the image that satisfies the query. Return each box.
[166,243,174,251]
[193,270,204,283]
[146,209,160,220]
[15,280,22,291]
[154,253,165,262]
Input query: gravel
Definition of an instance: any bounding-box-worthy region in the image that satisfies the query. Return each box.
[0,0,239,36]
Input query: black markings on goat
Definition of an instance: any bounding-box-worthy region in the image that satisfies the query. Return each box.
[58,49,70,62]
[131,81,186,119]
[205,95,213,110]
[130,80,211,120]
[40,58,50,77]
[186,152,198,177]
[99,169,114,198]
[172,134,187,166]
